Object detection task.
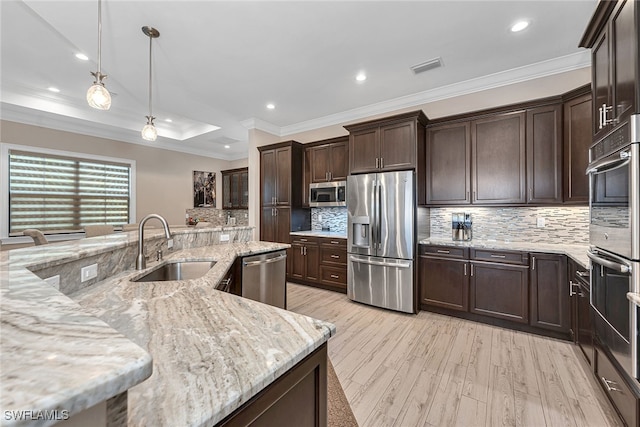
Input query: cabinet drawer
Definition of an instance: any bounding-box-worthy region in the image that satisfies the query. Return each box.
[291,236,318,245]
[419,245,468,259]
[471,248,528,265]
[318,236,347,248]
[320,265,347,287]
[320,246,347,265]
[595,346,639,427]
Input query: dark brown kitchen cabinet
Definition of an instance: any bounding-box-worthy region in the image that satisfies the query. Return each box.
[526,105,563,203]
[569,258,593,365]
[529,253,569,334]
[563,88,592,204]
[470,249,529,323]
[425,122,471,205]
[471,112,527,204]
[419,246,470,312]
[290,237,320,282]
[261,146,292,206]
[307,138,348,183]
[222,167,248,209]
[345,111,427,175]
[580,0,637,140]
[261,207,291,244]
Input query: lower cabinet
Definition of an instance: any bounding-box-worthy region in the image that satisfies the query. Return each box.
[569,257,593,365]
[419,247,469,312]
[289,235,347,292]
[530,253,569,333]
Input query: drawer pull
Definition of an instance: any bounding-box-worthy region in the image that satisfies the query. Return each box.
[330,274,340,279]
[601,377,623,393]
[300,238,308,242]
[330,241,340,244]
[490,254,506,259]
[330,255,341,259]
[576,271,589,277]
[437,250,450,254]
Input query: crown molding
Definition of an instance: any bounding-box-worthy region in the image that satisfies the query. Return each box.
[240,117,282,136]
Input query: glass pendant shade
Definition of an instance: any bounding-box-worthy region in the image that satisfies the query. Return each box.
[86,82,111,110]
[141,119,157,141]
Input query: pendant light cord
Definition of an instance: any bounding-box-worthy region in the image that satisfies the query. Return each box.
[148,34,153,118]
[97,0,102,75]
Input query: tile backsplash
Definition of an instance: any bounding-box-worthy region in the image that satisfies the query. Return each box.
[311,207,347,234]
[186,208,249,226]
[428,206,589,245]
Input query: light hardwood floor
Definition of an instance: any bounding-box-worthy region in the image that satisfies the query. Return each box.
[287,283,623,427]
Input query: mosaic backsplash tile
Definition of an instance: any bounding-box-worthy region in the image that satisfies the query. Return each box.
[186,208,249,226]
[428,206,589,245]
[311,207,347,234]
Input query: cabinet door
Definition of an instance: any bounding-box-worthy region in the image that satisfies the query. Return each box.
[577,284,593,365]
[329,140,348,181]
[530,253,569,333]
[240,170,249,209]
[526,105,562,203]
[611,0,636,126]
[472,112,526,204]
[470,262,529,323]
[592,30,611,140]
[309,145,330,183]
[379,121,416,171]
[419,256,469,311]
[350,128,379,174]
[275,147,291,205]
[260,207,276,242]
[222,173,231,209]
[425,122,471,205]
[305,243,320,282]
[230,172,240,208]
[290,243,305,280]
[261,149,277,206]
[563,94,592,203]
[275,207,291,244]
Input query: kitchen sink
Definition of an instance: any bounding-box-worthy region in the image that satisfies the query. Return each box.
[132,260,216,282]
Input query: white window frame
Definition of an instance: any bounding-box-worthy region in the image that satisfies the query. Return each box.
[0,143,136,244]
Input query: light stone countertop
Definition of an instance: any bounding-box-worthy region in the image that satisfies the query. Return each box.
[420,237,590,269]
[628,293,640,307]
[69,242,335,427]
[290,230,347,239]
[1,227,334,427]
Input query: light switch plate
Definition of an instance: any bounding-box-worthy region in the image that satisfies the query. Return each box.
[81,264,98,282]
[536,217,546,228]
[220,234,230,242]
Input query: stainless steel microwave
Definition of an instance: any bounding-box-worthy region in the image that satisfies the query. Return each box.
[309,181,346,207]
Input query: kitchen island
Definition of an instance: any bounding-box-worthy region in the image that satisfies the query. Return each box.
[1,227,335,427]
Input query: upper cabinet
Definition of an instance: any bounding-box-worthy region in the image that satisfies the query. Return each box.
[307,137,349,183]
[580,0,637,140]
[222,167,248,209]
[563,86,592,204]
[526,105,563,204]
[260,143,303,207]
[344,111,428,175]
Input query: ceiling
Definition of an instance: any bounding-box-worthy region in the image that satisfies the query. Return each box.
[1,1,596,161]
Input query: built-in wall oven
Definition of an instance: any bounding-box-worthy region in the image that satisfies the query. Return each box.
[587,114,640,382]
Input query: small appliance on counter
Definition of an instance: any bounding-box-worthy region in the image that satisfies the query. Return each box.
[452,213,472,241]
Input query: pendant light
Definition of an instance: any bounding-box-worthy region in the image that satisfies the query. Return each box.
[86,0,111,110]
[141,26,160,141]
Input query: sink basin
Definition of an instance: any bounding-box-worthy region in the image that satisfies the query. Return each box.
[133,260,216,282]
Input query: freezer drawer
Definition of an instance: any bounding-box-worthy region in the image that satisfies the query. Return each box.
[348,254,414,313]
[242,250,287,309]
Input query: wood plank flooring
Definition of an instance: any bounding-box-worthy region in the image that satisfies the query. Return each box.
[287,283,623,427]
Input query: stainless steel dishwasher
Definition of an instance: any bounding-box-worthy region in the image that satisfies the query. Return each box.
[242,250,287,309]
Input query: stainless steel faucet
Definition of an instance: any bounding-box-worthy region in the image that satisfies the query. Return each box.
[136,213,172,270]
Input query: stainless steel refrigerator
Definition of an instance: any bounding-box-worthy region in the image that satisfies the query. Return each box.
[347,170,415,313]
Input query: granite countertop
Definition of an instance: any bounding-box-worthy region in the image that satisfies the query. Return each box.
[69,242,335,427]
[290,230,347,239]
[1,228,335,427]
[420,237,590,269]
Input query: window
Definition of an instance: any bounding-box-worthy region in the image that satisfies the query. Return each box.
[1,144,136,237]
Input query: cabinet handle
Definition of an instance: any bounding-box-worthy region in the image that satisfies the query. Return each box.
[473,191,476,201]
[569,280,576,297]
[464,264,467,276]
[576,270,589,277]
[601,377,623,393]
[300,246,304,255]
[490,254,506,259]
[598,106,604,130]
[300,238,308,242]
[331,254,340,259]
[330,274,340,279]
[330,241,340,244]
[326,172,329,181]
[375,158,379,168]
[380,157,384,168]
[532,256,536,270]
[529,188,532,201]
[437,249,450,254]
[274,208,278,216]
[602,104,614,127]
[466,191,470,201]
[471,264,474,276]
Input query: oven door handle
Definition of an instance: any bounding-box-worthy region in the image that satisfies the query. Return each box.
[586,150,630,175]
[587,251,632,273]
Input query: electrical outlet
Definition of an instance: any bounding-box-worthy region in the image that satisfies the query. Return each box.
[318,214,323,222]
[220,234,230,242]
[81,264,98,282]
[44,275,60,290]
[167,238,174,249]
[536,217,546,228]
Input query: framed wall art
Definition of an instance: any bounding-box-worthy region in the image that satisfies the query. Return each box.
[193,171,216,208]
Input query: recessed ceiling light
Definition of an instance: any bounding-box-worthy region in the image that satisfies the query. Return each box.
[510,20,529,32]
[224,145,230,149]
[266,103,275,110]
[47,87,60,93]
[165,118,172,123]
[75,53,89,61]
[356,72,367,82]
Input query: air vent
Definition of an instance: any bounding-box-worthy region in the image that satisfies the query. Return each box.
[410,57,443,74]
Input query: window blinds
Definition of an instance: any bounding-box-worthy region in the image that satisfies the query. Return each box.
[8,150,130,235]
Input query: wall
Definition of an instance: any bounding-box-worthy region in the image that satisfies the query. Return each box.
[1,121,236,228]
[428,206,589,245]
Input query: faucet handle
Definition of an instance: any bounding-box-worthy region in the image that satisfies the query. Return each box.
[156,249,163,261]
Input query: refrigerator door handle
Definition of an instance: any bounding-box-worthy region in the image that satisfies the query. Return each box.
[373,179,379,251]
[349,255,411,269]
